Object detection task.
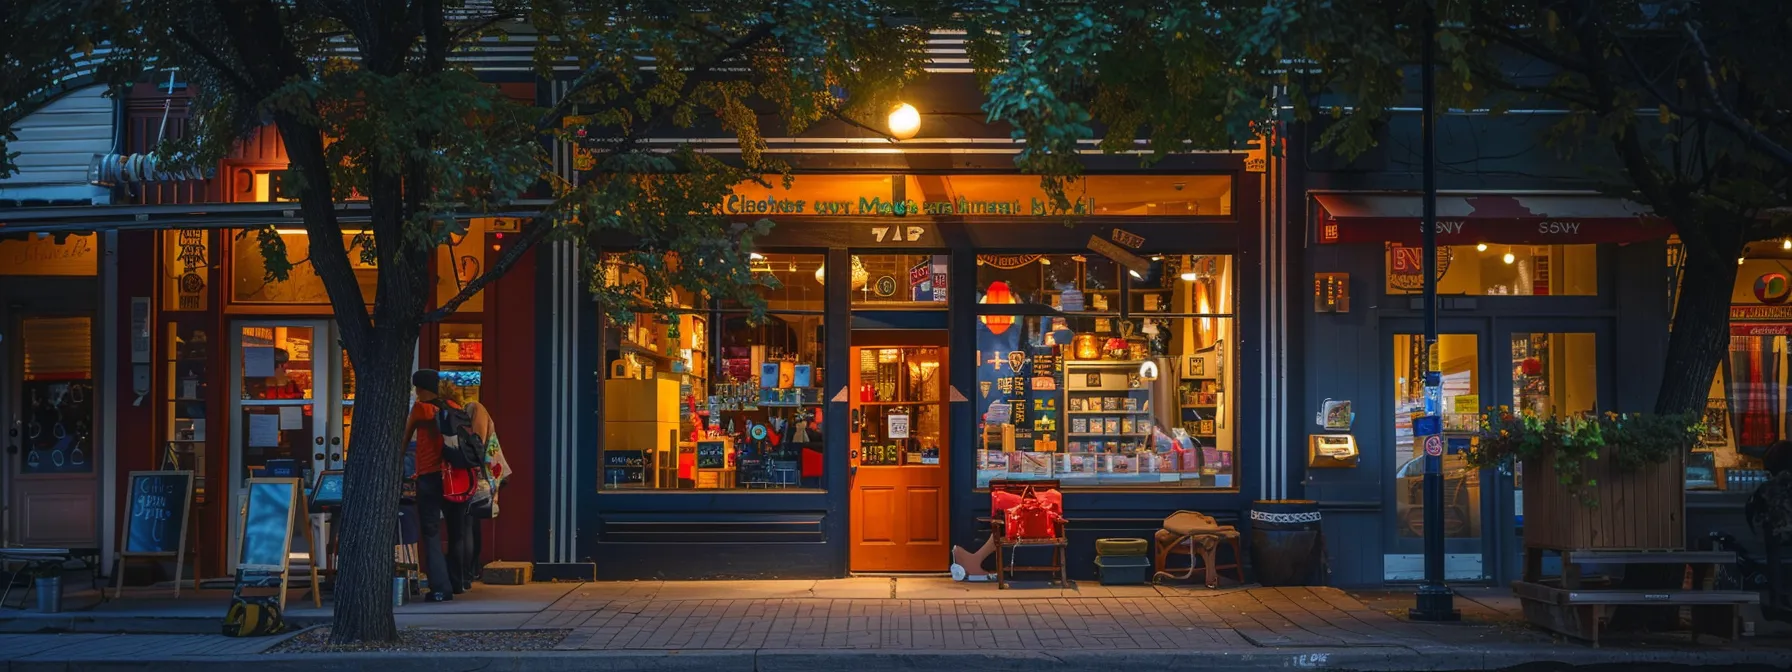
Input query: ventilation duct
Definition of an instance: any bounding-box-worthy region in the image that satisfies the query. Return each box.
[87,152,211,185]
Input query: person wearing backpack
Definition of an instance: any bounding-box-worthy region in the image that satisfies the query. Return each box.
[403,370,475,602]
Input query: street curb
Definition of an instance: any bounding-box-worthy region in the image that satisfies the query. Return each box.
[0,614,332,635]
[8,646,1792,672]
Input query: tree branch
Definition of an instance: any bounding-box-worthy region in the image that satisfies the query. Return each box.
[423,209,557,322]
[1675,21,1792,169]
[167,26,259,96]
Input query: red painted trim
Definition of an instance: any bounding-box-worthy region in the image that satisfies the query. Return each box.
[479,242,538,564]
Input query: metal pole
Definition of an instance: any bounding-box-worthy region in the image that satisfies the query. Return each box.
[1410,2,1459,623]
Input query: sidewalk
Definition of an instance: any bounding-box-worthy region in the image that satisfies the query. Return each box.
[1,578,1787,671]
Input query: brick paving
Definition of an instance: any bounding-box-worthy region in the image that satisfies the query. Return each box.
[535,586,1503,651]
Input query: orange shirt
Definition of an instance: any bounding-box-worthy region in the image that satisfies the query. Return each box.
[410,399,460,475]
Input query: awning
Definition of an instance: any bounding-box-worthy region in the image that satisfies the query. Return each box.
[1313,192,1674,245]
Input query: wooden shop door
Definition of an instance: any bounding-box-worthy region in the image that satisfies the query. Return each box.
[849,332,949,572]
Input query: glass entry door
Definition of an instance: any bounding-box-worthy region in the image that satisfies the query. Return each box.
[227,320,351,570]
[1386,327,1490,581]
[1383,318,1606,584]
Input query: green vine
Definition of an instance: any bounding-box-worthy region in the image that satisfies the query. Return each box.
[1467,408,1701,508]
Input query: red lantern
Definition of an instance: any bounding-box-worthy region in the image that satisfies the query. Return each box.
[980,281,1016,334]
[1521,357,1543,376]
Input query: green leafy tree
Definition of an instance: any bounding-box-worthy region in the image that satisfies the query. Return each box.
[1,0,939,643]
[1241,0,1792,415]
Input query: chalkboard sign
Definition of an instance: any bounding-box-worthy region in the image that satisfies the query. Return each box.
[311,470,345,507]
[603,450,646,486]
[124,471,193,555]
[696,440,727,469]
[239,479,299,569]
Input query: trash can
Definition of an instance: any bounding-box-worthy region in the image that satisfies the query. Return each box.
[34,574,63,613]
[1249,500,1325,586]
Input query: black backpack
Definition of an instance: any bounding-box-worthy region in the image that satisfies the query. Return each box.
[429,400,485,470]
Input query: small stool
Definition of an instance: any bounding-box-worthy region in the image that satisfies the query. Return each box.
[1153,527,1244,587]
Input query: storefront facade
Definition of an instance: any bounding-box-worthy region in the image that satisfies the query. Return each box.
[566,168,1271,580]
[0,78,546,585]
[541,70,1291,579]
[1288,113,1679,586]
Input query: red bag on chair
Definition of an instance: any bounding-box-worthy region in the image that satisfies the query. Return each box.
[1004,487,1058,540]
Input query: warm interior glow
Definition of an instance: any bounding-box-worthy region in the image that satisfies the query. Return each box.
[1476,243,1488,252]
[1180,271,1198,282]
[1503,252,1516,264]
[888,103,921,140]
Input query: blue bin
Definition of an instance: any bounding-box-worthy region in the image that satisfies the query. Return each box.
[1094,555,1152,585]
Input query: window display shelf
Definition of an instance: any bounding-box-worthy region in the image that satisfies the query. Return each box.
[1068,410,1150,415]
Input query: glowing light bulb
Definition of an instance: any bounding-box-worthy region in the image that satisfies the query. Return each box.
[1180,271,1198,282]
[888,103,921,140]
[1476,243,1488,252]
[1783,239,1790,250]
[1503,252,1516,264]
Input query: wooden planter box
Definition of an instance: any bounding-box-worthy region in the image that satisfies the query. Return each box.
[1523,449,1684,552]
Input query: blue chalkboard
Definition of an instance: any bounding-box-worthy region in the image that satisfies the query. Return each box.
[239,479,298,569]
[124,471,192,555]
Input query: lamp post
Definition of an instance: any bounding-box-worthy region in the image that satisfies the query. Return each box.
[1410,2,1460,623]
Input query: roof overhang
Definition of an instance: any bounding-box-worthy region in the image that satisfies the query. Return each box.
[1312,191,1673,245]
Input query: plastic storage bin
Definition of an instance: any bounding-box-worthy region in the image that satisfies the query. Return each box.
[1094,538,1148,556]
[1094,555,1152,585]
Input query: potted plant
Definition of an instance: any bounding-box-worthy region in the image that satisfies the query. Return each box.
[1470,409,1701,552]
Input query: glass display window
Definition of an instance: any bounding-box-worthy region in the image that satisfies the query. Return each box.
[850,254,948,307]
[974,253,1237,489]
[1384,243,1597,296]
[439,323,483,404]
[164,318,211,491]
[599,252,826,491]
[230,230,377,305]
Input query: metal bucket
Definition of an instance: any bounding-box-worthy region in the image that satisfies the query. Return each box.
[34,575,63,613]
[1248,500,1324,586]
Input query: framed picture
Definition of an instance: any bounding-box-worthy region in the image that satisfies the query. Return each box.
[1085,372,1103,388]
[1189,356,1207,377]
[1069,397,1085,412]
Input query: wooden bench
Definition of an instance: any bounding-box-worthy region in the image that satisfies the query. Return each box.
[1514,549,1759,646]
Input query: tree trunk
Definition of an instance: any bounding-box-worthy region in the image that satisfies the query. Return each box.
[328,333,420,644]
[1654,234,1743,415]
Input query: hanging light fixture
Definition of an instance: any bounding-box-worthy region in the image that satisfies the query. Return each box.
[1476,243,1488,252]
[1502,246,1516,265]
[888,103,921,140]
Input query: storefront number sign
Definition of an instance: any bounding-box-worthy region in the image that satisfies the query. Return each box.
[887,413,910,439]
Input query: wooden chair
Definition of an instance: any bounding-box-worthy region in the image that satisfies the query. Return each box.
[989,479,1069,589]
[1154,526,1244,588]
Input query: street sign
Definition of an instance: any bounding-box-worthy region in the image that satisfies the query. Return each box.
[1423,434,1444,457]
[1412,414,1442,437]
